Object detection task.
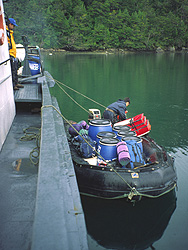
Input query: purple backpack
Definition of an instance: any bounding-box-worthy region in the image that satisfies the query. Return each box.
[69,120,89,136]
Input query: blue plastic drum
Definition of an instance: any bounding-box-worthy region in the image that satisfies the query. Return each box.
[96,131,116,147]
[29,56,41,75]
[112,125,131,136]
[98,137,119,162]
[117,130,136,140]
[88,119,112,141]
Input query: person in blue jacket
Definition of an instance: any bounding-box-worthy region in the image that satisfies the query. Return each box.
[103,97,130,124]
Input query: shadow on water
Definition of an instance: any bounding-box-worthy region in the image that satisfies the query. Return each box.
[81,190,177,250]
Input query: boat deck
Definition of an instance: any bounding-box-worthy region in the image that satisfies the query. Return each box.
[14,83,42,103]
[0,75,88,250]
[0,105,41,250]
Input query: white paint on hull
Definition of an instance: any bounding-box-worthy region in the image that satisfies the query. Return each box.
[0,0,15,151]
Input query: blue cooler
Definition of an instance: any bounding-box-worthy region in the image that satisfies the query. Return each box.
[96,131,116,147]
[29,56,41,75]
[122,136,145,168]
[88,119,112,141]
[98,137,119,163]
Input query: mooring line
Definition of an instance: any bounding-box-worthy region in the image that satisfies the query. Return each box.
[43,76,176,200]
[45,73,107,110]
[56,81,89,114]
[41,104,136,193]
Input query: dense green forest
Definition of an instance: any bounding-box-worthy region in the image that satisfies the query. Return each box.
[4,0,188,51]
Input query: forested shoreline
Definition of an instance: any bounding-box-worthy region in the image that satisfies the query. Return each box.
[4,0,188,51]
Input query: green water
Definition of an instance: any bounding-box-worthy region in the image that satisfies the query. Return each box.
[42,52,188,250]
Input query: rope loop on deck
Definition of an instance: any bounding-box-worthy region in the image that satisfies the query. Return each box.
[20,127,41,165]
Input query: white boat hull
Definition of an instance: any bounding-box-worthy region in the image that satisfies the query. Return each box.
[0,0,15,151]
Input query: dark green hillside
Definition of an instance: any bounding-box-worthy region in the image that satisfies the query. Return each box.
[4,0,188,51]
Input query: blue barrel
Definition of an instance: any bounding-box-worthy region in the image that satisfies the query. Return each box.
[98,137,119,163]
[88,119,112,141]
[117,130,136,140]
[113,125,131,136]
[122,136,145,168]
[119,126,132,132]
[96,131,116,147]
[29,56,41,75]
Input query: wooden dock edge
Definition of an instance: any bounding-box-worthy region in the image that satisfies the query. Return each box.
[31,77,88,250]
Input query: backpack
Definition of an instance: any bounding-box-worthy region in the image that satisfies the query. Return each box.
[69,120,89,137]
[126,139,145,168]
[72,134,96,158]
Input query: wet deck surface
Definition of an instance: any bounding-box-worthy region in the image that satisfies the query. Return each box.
[0,106,41,250]
[0,79,88,250]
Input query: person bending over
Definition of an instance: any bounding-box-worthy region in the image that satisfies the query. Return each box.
[103,97,130,124]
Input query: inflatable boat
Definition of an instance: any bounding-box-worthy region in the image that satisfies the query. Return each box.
[67,115,177,201]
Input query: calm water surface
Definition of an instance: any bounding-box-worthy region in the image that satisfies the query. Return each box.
[42,52,188,250]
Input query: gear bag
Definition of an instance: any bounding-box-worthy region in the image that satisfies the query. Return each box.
[72,134,96,158]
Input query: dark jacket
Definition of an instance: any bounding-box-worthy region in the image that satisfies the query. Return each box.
[103,99,127,124]
[107,99,127,120]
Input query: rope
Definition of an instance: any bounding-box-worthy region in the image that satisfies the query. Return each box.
[80,183,177,200]
[41,104,135,192]
[55,78,107,109]
[45,74,107,111]
[56,81,89,114]
[41,104,177,200]
[133,183,177,199]
[20,127,41,165]
[43,76,177,200]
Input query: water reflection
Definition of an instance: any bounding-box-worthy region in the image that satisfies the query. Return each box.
[81,190,176,250]
[43,52,188,248]
[44,52,188,150]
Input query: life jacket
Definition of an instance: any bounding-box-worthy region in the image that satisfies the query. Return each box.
[6,25,16,58]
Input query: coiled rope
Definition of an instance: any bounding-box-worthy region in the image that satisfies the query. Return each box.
[20,127,41,165]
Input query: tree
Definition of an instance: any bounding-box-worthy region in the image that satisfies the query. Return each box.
[4,0,188,50]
